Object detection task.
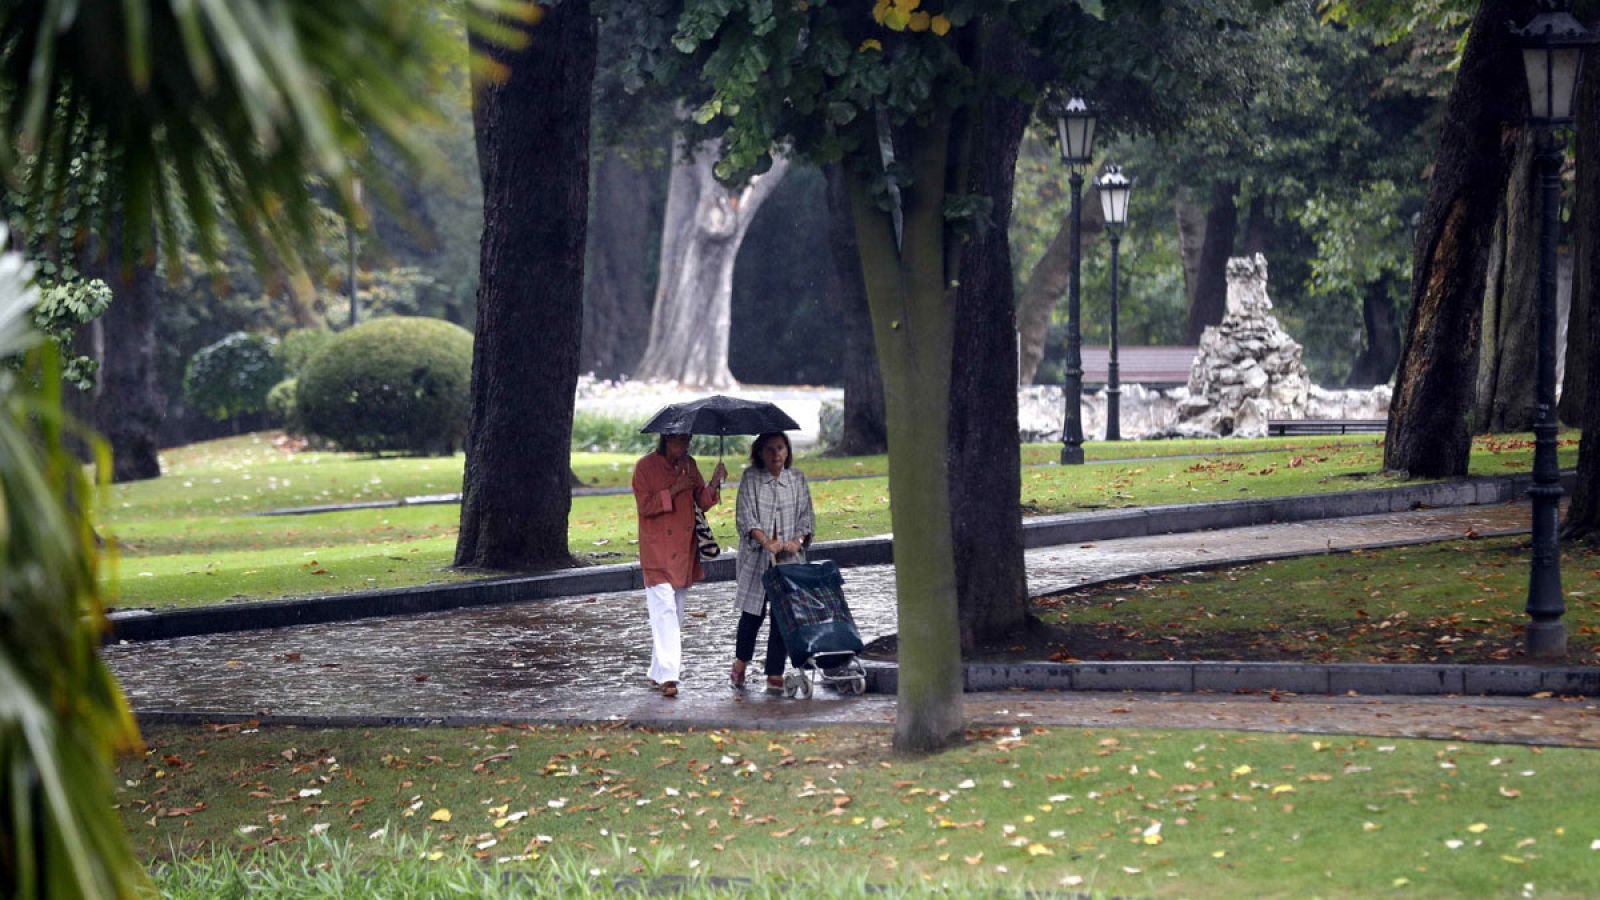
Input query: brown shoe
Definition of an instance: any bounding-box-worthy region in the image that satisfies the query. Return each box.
[661,681,678,698]
[766,675,785,693]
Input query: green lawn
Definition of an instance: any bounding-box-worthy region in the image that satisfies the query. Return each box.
[124,723,1600,898]
[99,432,1578,610]
[1029,536,1600,667]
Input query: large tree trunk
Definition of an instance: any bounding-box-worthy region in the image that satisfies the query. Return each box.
[91,247,163,483]
[1015,190,1103,384]
[1345,277,1402,386]
[822,163,886,455]
[1240,193,1271,256]
[1175,185,1206,314]
[582,149,664,378]
[848,109,964,754]
[1560,100,1592,425]
[1561,63,1600,538]
[1384,0,1533,477]
[455,0,595,571]
[633,138,789,388]
[1183,179,1238,343]
[1474,131,1539,433]
[949,20,1029,651]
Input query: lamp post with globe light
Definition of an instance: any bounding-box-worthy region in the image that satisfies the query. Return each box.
[1054,97,1097,464]
[1511,1,1594,658]
[1096,165,1133,442]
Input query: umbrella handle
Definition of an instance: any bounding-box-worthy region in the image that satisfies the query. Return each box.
[719,435,725,460]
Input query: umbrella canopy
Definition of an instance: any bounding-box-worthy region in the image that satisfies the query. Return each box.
[639,394,801,437]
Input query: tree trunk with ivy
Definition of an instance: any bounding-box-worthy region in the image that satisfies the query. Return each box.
[88,232,163,483]
[455,0,595,570]
[1384,0,1534,477]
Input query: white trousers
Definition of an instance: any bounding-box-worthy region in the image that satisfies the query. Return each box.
[645,583,688,684]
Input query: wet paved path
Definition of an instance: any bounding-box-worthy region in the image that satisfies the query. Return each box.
[106,501,1538,725]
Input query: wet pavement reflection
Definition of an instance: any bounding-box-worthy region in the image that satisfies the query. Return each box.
[105,502,1537,720]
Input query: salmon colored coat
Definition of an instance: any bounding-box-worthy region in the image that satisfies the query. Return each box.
[632,452,720,589]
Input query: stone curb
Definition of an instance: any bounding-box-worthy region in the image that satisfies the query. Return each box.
[106,470,1570,644]
[861,661,1600,698]
[130,710,889,733]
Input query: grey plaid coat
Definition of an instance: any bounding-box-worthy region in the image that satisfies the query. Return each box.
[732,466,816,615]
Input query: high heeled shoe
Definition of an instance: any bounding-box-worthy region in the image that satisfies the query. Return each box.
[729,660,747,690]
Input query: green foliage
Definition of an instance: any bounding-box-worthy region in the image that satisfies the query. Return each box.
[266,378,301,433]
[570,412,722,456]
[296,317,473,455]
[33,278,113,390]
[276,329,336,378]
[183,332,285,423]
[0,235,148,898]
[0,0,515,270]
[1295,180,1412,309]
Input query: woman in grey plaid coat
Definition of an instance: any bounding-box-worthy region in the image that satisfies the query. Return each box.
[730,431,815,691]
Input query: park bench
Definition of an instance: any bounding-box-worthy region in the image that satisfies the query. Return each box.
[1266,418,1386,436]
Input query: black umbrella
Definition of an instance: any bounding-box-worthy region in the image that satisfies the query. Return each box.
[639,394,801,457]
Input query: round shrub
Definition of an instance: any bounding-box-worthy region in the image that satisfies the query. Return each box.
[296,317,473,454]
[277,328,335,376]
[266,378,300,433]
[183,332,284,422]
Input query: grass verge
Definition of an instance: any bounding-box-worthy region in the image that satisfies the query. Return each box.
[125,723,1600,898]
[1027,536,1600,666]
[101,432,1577,610]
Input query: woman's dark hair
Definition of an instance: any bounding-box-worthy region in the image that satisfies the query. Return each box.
[655,433,689,455]
[748,431,793,470]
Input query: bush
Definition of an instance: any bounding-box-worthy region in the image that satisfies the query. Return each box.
[277,327,335,376]
[182,331,284,422]
[570,412,723,457]
[296,316,473,454]
[266,378,300,433]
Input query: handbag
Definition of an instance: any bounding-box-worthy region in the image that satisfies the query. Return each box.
[693,506,721,560]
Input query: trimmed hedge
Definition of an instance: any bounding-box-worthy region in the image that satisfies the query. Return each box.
[295,317,473,454]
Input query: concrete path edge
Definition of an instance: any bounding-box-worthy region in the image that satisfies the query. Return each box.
[107,470,1566,644]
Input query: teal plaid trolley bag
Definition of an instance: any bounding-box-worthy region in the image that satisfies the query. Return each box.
[762,560,867,698]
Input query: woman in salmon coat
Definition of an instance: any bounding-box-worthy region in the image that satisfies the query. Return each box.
[632,432,727,697]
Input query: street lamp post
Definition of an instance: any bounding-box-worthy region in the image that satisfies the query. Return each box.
[1096,165,1133,443]
[1055,97,1097,465]
[1512,2,1594,658]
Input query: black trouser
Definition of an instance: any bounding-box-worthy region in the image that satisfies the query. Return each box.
[735,607,787,677]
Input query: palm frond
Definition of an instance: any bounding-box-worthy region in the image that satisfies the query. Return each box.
[0,239,148,899]
[0,0,537,268]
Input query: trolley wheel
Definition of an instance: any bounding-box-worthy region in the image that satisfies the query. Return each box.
[782,671,801,698]
[850,675,867,695]
[797,673,814,699]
